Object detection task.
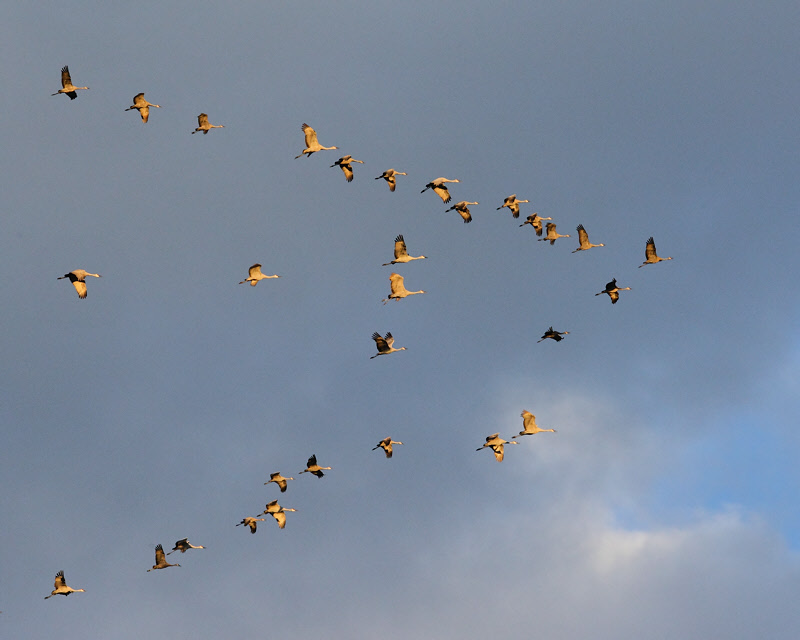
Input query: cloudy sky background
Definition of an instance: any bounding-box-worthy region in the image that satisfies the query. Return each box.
[2,1,799,637]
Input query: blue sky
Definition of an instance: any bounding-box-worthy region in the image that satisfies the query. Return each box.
[2,1,800,638]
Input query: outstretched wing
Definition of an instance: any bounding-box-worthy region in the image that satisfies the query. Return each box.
[577,224,588,245]
[197,113,209,127]
[154,544,166,565]
[61,66,72,88]
[384,332,395,348]
[55,570,66,589]
[372,332,388,352]
[301,123,318,147]
[645,237,657,261]
[394,235,408,259]
[249,264,263,278]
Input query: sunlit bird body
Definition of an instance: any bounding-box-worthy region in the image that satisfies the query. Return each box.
[167,538,205,555]
[261,500,297,529]
[237,517,266,534]
[446,201,478,224]
[265,472,294,493]
[58,269,101,299]
[147,544,180,571]
[383,234,426,266]
[192,113,224,134]
[125,93,161,123]
[639,237,673,267]
[512,410,557,438]
[331,155,364,182]
[239,263,280,286]
[44,571,85,599]
[421,177,460,203]
[595,278,631,304]
[295,123,338,158]
[573,224,604,252]
[373,437,404,458]
[52,66,89,100]
[383,272,425,304]
[370,332,406,359]
[497,194,530,219]
[476,433,518,462]
[537,327,569,343]
[376,169,407,192]
[519,213,552,236]
[538,222,570,245]
[300,454,331,478]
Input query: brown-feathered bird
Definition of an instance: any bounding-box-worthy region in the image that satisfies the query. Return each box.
[51,66,89,100]
[44,570,85,599]
[299,454,332,478]
[58,269,101,299]
[147,544,180,571]
[373,437,404,458]
[639,237,673,267]
[125,93,161,123]
[476,433,518,462]
[595,278,631,304]
[295,123,338,158]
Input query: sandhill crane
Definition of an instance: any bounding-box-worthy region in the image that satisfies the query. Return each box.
[421,177,460,203]
[330,155,365,182]
[239,263,280,286]
[58,269,101,299]
[512,410,557,438]
[295,123,338,158]
[237,517,267,534]
[370,331,406,358]
[265,472,294,493]
[639,237,673,267]
[299,454,331,478]
[445,201,478,224]
[376,169,407,192]
[167,538,205,555]
[44,571,85,599]
[519,213,552,236]
[52,66,89,100]
[538,222,571,245]
[147,544,180,571]
[260,500,297,529]
[476,433,518,462]
[595,278,631,304]
[573,224,605,252]
[373,437,403,458]
[382,234,426,266]
[497,194,530,219]
[537,327,569,343]
[192,113,224,134]
[125,93,161,123]
[382,272,425,304]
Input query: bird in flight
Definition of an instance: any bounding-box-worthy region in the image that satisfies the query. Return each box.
[295,123,338,158]
[52,66,89,100]
[58,269,101,299]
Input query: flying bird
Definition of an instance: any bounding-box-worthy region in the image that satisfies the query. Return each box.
[382,272,425,304]
[445,201,478,224]
[237,517,267,534]
[265,472,294,493]
[125,93,161,123]
[192,113,224,134]
[260,500,297,529]
[376,169,407,192]
[519,213,552,236]
[537,327,569,343]
[572,224,605,252]
[52,66,89,100]
[167,538,205,555]
[538,222,570,245]
[476,433,518,462]
[370,332,406,358]
[330,155,364,182]
[497,194,530,219]
[299,454,332,478]
[421,177,460,203]
[147,544,180,571]
[373,437,404,458]
[295,123,338,158]
[512,410,557,438]
[239,263,280,286]
[44,570,85,599]
[595,278,631,304]
[639,237,673,267]
[382,234,426,266]
[58,269,101,299]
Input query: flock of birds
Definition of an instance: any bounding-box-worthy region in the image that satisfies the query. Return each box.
[44,63,674,602]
